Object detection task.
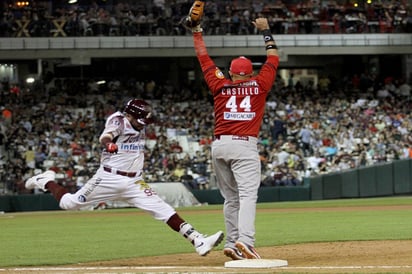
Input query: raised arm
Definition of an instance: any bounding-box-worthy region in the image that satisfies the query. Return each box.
[252,18,279,57]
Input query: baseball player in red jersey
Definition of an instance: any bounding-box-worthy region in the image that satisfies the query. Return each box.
[25,99,223,256]
[185,1,279,260]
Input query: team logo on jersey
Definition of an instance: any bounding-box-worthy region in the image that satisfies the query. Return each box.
[215,69,224,79]
[78,195,86,202]
[109,117,121,126]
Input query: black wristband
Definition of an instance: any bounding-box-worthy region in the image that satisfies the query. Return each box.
[262,29,274,43]
[266,44,278,50]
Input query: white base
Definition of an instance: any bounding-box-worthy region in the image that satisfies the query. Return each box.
[225,259,288,268]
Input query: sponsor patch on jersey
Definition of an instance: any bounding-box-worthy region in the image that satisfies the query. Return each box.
[78,195,86,203]
[215,69,224,79]
[224,112,256,121]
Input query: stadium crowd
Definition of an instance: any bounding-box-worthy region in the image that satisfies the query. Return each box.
[0,70,411,195]
[0,0,411,37]
[0,0,411,195]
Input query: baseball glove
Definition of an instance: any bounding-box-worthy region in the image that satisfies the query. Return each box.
[182,0,205,31]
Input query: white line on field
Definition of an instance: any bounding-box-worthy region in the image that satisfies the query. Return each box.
[2,265,412,272]
[290,265,412,269]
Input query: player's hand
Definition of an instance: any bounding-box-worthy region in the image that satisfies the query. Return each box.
[105,142,118,154]
[252,18,270,31]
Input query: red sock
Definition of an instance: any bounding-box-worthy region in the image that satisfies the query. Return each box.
[166,213,185,232]
[45,182,69,202]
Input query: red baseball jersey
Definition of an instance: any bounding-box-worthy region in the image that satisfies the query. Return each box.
[194,34,279,137]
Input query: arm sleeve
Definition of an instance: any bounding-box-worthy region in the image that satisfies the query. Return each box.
[193,32,226,94]
[99,115,123,144]
[256,55,279,92]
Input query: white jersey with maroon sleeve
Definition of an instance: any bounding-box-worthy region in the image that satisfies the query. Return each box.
[99,111,145,173]
[57,110,177,221]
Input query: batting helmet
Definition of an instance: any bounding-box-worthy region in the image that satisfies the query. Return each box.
[123,99,154,125]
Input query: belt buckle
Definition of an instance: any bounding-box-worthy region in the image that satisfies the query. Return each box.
[232,135,248,141]
[110,167,118,174]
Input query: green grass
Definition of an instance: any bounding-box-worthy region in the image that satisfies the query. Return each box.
[1,196,412,267]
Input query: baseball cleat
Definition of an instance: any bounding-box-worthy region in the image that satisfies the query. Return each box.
[235,241,261,259]
[25,170,56,192]
[223,247,245,260]
[194,231,224,256]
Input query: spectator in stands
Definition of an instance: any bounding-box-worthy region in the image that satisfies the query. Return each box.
[261,164,283,186]
[169,139,183,153]
[276,144,291,165]
[1,0,411,37]
[275,162,301,186]
[171,162,185,182]
[34,146,47,168]
[56,144,71,161]
[48,132,61,147]
[376,84,393,98]
[298,121,314,156]
[318,75,331,93]
[24,146,35,169]
[305,150,324,172]
[191,150,208,176]
[180,168,197,189]
[193,173,209,190]
[270,114,287,142]
[397,79,411,97]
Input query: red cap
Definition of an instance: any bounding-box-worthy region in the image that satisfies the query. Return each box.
[230,56,253,76]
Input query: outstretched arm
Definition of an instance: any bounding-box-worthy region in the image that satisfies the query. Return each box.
[183,1,208,58]
[192,31,220,86]
[252,18,278,57]
[184,1,213,70]
[193,32,208,58]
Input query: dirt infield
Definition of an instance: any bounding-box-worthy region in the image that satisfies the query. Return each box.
[6,241,411,273]
[72,240,412,273]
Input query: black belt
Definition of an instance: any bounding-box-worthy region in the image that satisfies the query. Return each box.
[214,135,250,141]
[103,166,137,177]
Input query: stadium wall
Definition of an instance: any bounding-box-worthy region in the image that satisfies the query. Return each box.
[192,159,412,204]
[1,159,411,212]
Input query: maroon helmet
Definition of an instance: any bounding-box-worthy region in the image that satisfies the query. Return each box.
[123,99,154,125]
